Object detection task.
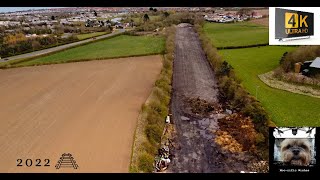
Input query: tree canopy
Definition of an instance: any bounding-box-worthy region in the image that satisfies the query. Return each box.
[143,14,150,22]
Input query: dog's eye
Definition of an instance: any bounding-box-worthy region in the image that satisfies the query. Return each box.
[301,145,307,149]
[286,145,292,149]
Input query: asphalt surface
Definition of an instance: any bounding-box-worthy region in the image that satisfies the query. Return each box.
[0,29,126,63]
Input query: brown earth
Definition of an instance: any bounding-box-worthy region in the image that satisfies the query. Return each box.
[0,55,162,172]
[250,17,269,26]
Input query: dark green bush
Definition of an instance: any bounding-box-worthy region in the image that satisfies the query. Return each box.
[153,87,170,105]
[142,141,158,155]
[145,124,163,145]
[217,61,233,76]
[155,78,171,95]
[149,100,168,118]
[146,111,164,127]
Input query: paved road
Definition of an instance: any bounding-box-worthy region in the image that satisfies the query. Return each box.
[0,29,126,62]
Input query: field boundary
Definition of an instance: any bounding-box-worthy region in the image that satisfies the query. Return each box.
[76,32,109,40]
[217,45,299,50]
[129,84,158,173]
[259,71,320,98]
[129,27,175,173]
[0,32,126,69]
[216,43,269,50]
[1,53,164,69]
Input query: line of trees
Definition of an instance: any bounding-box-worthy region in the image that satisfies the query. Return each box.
[133,12,204,32]
[53,24,111,35]
[0,23,112,58]
[0,33,78,58]
[22,27,53,35]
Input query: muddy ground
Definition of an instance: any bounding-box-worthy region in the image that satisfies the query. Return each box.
[0,56,162,172]
[168,24,255,173]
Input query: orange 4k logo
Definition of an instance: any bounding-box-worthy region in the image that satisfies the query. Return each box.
[285,12,308,28]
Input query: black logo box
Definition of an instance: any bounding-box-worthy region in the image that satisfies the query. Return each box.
[275,8,314,39]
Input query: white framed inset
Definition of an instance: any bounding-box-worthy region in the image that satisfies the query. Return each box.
[269,7,320,45]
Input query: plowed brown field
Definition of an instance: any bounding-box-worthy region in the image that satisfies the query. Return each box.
[0,55,162,172]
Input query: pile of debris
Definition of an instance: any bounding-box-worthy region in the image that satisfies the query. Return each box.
[214,130,243,153]
[185,97,217,116]
[217,113,257,152]
[177,23,193,28]
[153,140,175,172]
[247,161,269,173]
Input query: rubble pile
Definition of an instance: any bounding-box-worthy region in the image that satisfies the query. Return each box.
[247,161,269,173]
[177,23,193,28]
[218,113,257,152]
[214,130,243,153]
[153,139,175,172]
[185,97,216,116]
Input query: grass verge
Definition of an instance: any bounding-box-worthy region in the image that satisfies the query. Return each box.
[129,26,175,173]
[195,24,270,159]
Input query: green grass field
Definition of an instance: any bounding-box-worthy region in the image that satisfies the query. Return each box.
[17,35,165,66]
[219,46,320,126]
[76,32,107,40]
[203,22,269,48]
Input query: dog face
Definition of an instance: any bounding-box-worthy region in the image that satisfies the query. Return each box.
[280,138,312,166]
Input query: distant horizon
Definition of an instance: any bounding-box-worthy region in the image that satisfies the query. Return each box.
[0,7,65,13]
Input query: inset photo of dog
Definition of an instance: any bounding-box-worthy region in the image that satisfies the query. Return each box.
[276,138,315,166]
[272,127,317,167]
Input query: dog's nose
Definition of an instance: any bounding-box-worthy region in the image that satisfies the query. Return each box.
[293,149,300,155]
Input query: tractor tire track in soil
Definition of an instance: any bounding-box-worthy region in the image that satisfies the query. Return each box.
[169,24,250,173]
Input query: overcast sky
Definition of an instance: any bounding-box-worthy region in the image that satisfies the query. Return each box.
[0,7,64,13]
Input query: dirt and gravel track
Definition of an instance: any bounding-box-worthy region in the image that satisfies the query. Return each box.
[169,25,250,173]
[0,55,162,172]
